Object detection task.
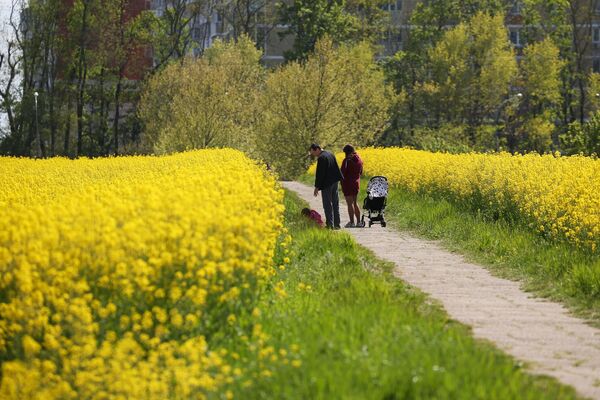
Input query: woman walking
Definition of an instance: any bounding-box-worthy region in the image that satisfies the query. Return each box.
[340,144,364,228]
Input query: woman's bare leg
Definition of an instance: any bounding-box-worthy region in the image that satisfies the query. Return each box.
[344,195,355,224]
[352,197,361,223]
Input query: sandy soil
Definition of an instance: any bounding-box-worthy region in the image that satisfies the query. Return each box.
[283,181,600,399]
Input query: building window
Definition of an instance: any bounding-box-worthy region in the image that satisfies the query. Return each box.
[593,27,600,44]
[509,29,522,47]
[594,58,600,73]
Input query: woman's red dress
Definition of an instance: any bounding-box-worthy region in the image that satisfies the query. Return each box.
[340,153,363,196]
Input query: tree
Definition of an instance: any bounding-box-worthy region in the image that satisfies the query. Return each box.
[138,35,263,154]
[521,38,563,111]
[59,0,155,157]
[409,0,505,50]
[427,12,517,140]
[587,72,600,112]
[278,0,355,60]
[380,50,429,144]
[216,0,270,41]
[515,38,564,152]
[258,38,392,178]
[149,0,218,70]
[95,0,155,155]
[0,0,66,157]
[0,6,21,148]
[382,3,513,149]
[560,111,600,155]
[522,0,599,124]
[344,0,390,43]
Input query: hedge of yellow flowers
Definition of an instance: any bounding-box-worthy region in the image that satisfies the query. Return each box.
[311,148,600,253]
[0,149,284,399]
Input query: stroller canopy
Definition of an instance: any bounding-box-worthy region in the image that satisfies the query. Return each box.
[367,176,388,199]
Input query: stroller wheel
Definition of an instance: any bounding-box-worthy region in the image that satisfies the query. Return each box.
[381,221,387,228]
[368,221,373,227]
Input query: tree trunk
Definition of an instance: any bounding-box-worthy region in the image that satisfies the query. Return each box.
[64,96,72,157]
[113,75,123,155]
[76,1,90,157]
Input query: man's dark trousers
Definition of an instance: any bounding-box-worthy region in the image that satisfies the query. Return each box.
[321,182,340,228]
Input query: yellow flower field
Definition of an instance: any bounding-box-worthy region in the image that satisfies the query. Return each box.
[311,148,600,253]
[0,150,285,399]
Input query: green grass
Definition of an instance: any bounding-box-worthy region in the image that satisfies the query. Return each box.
[300,174,600,326]
[229,190,581,399]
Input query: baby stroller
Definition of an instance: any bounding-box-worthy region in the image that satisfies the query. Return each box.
[361,176,388,228]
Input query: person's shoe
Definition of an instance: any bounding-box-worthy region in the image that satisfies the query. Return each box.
[357,221,366,228]
[344,222,355,228]
[333,225,341,230]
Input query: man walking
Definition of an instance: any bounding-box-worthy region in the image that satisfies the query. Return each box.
[309,143,343,230]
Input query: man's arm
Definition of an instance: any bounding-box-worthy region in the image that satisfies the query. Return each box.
[314,156,326,190]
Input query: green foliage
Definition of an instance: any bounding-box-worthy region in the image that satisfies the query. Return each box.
[560,112,600,155]
[278,0,356,60]
[518,116,555,153]
[138,36,264,154]
[257,38,393,178]
[278,0,391,61]
[521,0,597,126]
[396,124,498,154]
[409,0,505,50]
[427,12,517,129]
[521,38,564,110]
[139,37,392,176]
[584,111,600,155]
[380,0,600,155]
[521,0,573,53]
[146,0,208,69]
[587,73,600,111]
[560,121,586,155]
[345,0,390,43]
[406,125,472,153]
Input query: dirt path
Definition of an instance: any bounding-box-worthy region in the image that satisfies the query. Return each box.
[283,181,600,399]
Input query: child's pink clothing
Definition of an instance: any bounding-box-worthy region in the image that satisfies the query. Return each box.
[309,210,324,227]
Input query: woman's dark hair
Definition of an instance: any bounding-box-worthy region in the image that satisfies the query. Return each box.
[301,208,311,216]
[309,143,321,151]
[343,144,355,156]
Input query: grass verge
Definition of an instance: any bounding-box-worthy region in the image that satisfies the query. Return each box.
[230,189,581,399]
[300,174,600,327]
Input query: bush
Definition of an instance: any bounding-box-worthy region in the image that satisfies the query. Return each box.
[257,38,393,179]
[138,36,263,155]
[560,112,600,156]
[519,116,554,154]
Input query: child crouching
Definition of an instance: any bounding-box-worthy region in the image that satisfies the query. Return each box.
[301,208,324,227]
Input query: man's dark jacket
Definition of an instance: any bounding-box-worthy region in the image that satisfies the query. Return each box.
[314,150,343,190]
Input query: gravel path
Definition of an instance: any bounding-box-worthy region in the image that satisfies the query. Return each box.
[283,181,600,399]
